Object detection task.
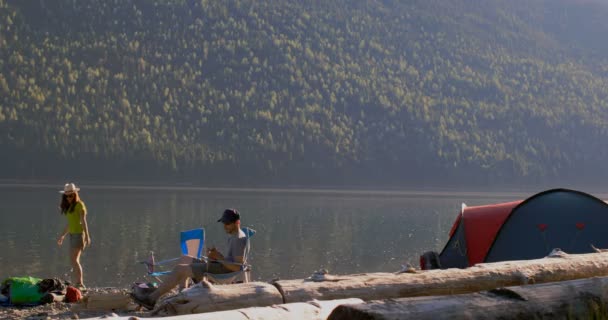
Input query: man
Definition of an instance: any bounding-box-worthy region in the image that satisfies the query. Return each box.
[132,208,248,309]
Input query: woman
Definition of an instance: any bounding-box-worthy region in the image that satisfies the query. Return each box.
[57,183,91,289]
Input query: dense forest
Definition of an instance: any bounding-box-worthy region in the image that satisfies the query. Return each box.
[1,0,608,188]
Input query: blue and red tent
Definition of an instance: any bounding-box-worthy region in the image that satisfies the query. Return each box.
[421,188,608,269]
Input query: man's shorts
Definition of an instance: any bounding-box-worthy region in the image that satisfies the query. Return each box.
[69,233,85,250]
[191,260,231,279]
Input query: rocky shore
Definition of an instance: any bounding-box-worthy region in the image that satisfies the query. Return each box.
[0,287,147,320]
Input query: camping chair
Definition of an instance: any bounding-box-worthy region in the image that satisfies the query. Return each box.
[204,227,256,284]
[141,228,205,281]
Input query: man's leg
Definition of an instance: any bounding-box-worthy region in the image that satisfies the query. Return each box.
[149,264,195,302]
[175,256,197,289]
[133,260,208,309]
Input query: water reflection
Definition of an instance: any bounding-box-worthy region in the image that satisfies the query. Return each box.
[0,185,517,287]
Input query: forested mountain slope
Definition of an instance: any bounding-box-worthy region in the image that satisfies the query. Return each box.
[1,0,608,187]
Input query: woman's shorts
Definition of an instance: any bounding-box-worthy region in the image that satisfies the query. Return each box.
[69,233,85,250]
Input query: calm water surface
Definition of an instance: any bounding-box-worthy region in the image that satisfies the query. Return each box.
[0,185,527,287]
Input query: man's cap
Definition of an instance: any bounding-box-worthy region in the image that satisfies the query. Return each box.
[218,208,240,224]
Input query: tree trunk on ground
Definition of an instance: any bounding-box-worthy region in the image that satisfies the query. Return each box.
[73,292,132,311]
[274,251,608,303]
[40,292,64,304]
[153,281,283,316]
[152,252,608,316]
[327,276,608,320]
[88,298,364,320]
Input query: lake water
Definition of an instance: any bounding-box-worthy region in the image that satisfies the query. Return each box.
[0,185,530,287]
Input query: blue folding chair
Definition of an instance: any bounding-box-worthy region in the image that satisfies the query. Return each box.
[142,228,205,280]
[205,227,256,284]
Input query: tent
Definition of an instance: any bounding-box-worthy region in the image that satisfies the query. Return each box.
[420,188,608,270]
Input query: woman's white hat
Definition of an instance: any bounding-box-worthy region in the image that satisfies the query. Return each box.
[60,183,80,194]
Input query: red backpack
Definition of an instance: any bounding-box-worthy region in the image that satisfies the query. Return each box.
[65,286,82,303]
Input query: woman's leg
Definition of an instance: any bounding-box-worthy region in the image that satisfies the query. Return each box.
[70,247,84,285]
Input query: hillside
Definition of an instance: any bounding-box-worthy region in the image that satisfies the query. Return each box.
[1,0,608,187]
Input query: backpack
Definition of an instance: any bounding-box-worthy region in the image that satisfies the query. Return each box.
[38,278,66,294]
[65,286,82,303]
[1,276,44,304]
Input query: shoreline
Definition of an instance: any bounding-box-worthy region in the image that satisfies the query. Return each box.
[0,181,545,199]
[0,286,147,320]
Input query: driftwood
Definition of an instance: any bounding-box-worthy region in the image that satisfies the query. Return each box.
[40,292,64,304]
[153,280,283,316]
[71,292,132,312]
[328,276,608,319]
[110,252,608,317]
[274,251,608,303]
[83,298,364,320]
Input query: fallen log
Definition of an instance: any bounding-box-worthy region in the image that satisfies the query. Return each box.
[327,276,608,320]
[71,292,133,312]
[153,281,283,316]
[143,252,608,316]
[274,251,608,303]
[83,298,364,319]
[40,292,64,304]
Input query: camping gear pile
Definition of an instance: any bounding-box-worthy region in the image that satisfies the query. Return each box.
[0,276,81,306]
